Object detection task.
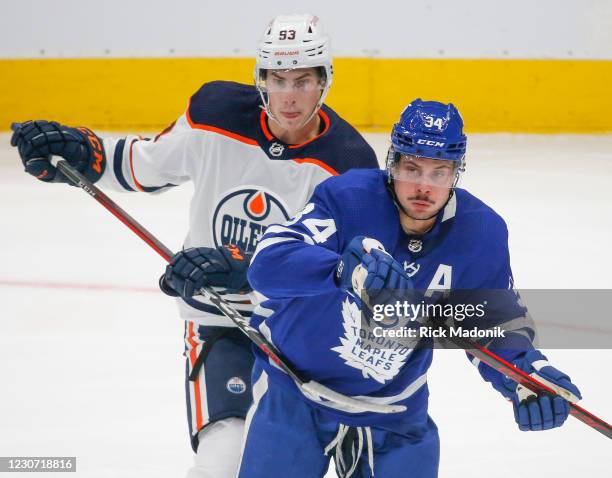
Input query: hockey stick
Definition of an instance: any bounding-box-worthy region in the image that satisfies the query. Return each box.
[46,157,405,415]
[448,332,612,439]
[355,237,612,439]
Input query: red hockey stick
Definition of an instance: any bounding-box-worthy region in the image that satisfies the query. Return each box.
[448,333,611,439]
[355,228,612,439]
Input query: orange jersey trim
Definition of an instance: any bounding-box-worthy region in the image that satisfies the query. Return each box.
[128,138,145,192]
[260,109,274,141]
[186,101,259,146]
[293,157,339,176]
[187,321,204,431]
[154,120,176,142]
[289,109,331,149]
[186,99,336,177]
[259,109,331,149]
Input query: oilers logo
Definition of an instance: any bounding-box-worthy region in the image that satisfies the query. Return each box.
[226,377,247,394]
[212,187,290,253]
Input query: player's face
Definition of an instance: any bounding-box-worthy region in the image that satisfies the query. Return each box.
[392,155,456,220]
[265,68,325,130]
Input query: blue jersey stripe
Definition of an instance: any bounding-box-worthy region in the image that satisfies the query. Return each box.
[112,139,134,192]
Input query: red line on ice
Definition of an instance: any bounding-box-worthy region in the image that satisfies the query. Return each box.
[0,279,158,294]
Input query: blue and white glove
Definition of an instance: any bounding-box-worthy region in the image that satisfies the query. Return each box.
[335,236,412,307]
[11,120,106,183]
[160,245,252,298]
[499,350,582,431]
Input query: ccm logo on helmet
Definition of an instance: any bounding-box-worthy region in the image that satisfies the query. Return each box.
[416,139,445,147]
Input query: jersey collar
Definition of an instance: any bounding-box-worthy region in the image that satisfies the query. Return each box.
[259,109,330,149]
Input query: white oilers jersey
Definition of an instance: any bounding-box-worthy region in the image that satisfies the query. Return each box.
[97,81,378,326]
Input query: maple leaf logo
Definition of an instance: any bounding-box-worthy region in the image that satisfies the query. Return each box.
[331,298,411,384]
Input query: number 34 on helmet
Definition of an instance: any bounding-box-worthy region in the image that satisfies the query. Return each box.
[387,99,468,189]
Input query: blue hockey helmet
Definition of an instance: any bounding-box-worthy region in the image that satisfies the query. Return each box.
[387,99,467,187]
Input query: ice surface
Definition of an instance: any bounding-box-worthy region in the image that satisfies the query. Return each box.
[1,132,610,477]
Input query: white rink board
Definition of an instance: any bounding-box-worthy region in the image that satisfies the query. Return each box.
[1,0,611,59]
[0,132,611,477]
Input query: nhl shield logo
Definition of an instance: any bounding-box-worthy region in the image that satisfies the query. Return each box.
[408,239,423,253]
[269,142,285,157]
[226,377,247,394]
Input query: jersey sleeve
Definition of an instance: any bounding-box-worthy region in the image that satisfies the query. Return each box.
[248,181,342,299]
[96,113,200,193]
[459,215,537,392]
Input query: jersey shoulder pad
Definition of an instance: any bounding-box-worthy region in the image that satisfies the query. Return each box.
[315,169,390,211]
[313,169,399,249]
[302,105,379,173]
[454,188,509,247]
[186,81,261,137]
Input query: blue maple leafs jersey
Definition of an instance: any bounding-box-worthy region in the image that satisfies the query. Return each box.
[248,169,535,428]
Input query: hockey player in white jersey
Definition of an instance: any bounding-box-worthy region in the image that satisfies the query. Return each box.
[11,14,378,478]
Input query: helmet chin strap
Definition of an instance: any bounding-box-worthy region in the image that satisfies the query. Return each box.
[298,102,322,130]
[298,82,330,129]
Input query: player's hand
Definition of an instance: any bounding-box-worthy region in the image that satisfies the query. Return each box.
[335,236,412,306]
[11,120,105,183]
[160,245,252,298]
[501,350,582,431]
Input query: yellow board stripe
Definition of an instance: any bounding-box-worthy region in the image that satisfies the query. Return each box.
[1,57,611,132]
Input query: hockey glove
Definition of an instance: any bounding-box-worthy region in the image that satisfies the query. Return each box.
[499,350,582,431]
[335,236,412,308]
[160,245,252,298]
[11,120,106,184]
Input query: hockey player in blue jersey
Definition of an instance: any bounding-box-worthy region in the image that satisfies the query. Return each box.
[10,14,378,478]
[241,99,583,477]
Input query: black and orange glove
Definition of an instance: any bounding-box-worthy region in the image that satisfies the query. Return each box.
[160,245,252,298]
[11,120,105,184]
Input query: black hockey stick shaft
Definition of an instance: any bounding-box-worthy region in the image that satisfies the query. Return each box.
[449,333,612,439]
[52,160,294,374]
[50,158,404,414]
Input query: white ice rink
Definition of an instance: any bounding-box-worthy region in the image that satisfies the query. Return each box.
[1,132,611,477]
